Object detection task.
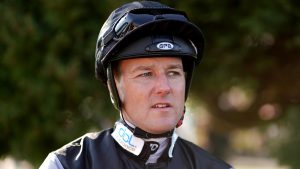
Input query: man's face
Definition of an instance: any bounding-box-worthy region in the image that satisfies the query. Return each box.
[114,57,185,134]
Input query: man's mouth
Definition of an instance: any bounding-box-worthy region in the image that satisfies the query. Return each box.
[152,103,171,108]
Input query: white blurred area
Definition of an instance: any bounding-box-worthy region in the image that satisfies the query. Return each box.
[176,97,290,169]
[0,156,33,169]
[177,103,210,147]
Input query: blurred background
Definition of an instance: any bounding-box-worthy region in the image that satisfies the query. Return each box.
[0,0,299,168]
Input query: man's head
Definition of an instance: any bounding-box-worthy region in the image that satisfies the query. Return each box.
[95,1,204,132]
[113,57,185,134]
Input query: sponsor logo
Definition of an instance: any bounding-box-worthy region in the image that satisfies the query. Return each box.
[150,143,159,152]
[147,141,160,154]
[111,123,144,155]
[157,42,174,50]
[118,127,134,147]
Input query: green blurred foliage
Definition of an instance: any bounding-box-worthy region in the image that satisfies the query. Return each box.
[177,0,300,127]
[0,0,119,165]
[271,106,300,169]
[0,0,299,168]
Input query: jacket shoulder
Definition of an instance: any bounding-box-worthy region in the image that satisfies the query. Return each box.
[55,129,111,155]
[54,128,123,169]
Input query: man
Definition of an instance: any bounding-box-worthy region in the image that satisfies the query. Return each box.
[40,1,233,169]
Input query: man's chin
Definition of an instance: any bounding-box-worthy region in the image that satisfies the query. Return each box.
[146,124,175,134]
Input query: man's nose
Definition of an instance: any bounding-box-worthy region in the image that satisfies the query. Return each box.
[155,74,171,95]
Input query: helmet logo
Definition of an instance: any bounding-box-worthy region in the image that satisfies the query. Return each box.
[156,42,174,50]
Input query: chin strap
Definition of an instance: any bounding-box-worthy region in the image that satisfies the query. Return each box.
[176,106,186,128]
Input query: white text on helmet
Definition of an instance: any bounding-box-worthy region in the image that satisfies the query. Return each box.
[157,42,174,50]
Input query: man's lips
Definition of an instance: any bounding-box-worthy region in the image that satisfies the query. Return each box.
[151,103,171,108]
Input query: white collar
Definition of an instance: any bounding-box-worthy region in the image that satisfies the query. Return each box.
[111,122,178,158]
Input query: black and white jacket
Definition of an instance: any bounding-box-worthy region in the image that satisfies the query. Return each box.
[40,128,233,169]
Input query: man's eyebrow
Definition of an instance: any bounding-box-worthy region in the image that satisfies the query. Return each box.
[131,65,154,73]
[130,63,183,73]
[168,64,183,70]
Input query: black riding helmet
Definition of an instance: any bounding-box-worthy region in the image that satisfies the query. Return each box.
[95,1,205,110]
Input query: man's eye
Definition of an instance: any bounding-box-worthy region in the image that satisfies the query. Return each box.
[140,72,152,77]
[168,71,181,76]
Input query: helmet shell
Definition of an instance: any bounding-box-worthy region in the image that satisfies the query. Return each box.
[95,1,204,83]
